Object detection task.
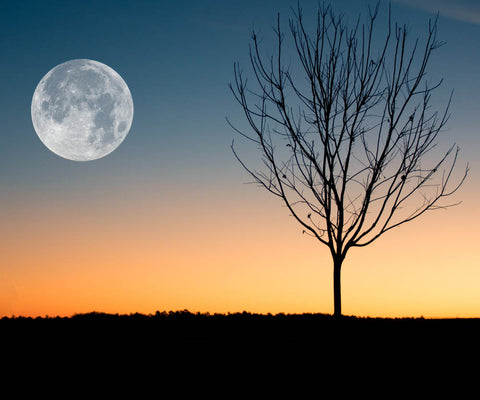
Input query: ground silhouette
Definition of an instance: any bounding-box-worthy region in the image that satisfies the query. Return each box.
[2,310,478,393]
[2,310,479,349]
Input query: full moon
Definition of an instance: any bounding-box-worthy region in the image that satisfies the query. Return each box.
[31,59,134,161]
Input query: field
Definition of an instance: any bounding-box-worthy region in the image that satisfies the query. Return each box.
[2,311,478,393]
[3,310,479,356]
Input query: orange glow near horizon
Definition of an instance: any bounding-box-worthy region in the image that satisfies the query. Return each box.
[0,176,478,319]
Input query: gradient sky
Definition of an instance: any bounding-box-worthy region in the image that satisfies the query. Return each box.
[0,0,478,318]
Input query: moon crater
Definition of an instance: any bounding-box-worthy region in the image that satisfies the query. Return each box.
[31,59,134,161]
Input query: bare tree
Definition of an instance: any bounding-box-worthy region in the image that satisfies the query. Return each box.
[229,2,468,316]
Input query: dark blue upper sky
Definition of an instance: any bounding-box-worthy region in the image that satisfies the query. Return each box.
[0,0,477,197]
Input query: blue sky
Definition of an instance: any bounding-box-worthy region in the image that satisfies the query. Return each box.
[0,0,477,189]
[392,0,480,25]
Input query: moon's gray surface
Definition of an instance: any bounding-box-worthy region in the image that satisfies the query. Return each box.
[31,59,133,161]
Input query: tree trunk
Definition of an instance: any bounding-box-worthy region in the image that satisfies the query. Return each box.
[333,257,343,317]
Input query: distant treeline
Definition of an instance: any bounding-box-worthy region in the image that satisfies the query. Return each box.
[2,309,478,344]
[2,309,478,321]
[2,309,335,321]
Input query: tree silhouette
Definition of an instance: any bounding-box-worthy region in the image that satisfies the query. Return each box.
[229,2,468,316]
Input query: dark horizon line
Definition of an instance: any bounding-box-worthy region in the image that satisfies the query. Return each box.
[2,309,479,321]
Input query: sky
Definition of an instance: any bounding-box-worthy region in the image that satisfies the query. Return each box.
[0,0,478,318]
